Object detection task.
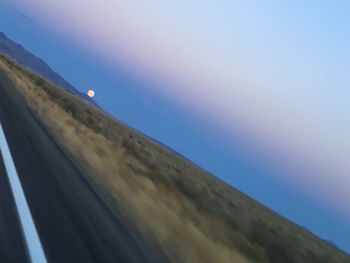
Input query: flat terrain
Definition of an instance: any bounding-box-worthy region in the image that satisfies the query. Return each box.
[0,58,166,263]
[0,54,349,263]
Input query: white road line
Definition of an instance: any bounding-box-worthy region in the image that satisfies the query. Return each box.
[0,123,47,263]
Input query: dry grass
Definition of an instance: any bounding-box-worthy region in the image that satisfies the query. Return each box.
[0,56,250,263]
[0,54,349,263]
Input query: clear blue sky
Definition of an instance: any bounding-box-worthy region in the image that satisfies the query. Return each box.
[1,1,349,252]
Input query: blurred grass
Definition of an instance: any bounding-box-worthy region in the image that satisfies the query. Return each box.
[1,54,349,263]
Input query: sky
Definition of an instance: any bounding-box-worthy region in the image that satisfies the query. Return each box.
[0,0,349,252]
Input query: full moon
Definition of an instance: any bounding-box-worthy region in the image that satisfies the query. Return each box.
[87,89,95,98]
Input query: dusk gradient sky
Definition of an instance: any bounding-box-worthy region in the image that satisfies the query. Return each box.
[1,0,349,252]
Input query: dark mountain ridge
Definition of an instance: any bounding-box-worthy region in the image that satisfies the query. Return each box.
[0,31,98,106]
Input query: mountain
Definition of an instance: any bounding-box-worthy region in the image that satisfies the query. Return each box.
[1,54,349,263]
[0,31,98,106]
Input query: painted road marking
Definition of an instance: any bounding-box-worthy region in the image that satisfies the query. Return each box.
[0,123,47,263]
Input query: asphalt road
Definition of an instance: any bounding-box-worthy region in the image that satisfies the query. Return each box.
[0,69,166,263]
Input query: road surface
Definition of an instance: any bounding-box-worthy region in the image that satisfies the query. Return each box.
[0,69,166,263]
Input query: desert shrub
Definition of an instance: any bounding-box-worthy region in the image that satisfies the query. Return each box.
[34,77,45,87]
[1,55,349,263]
[247,220,296,263]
